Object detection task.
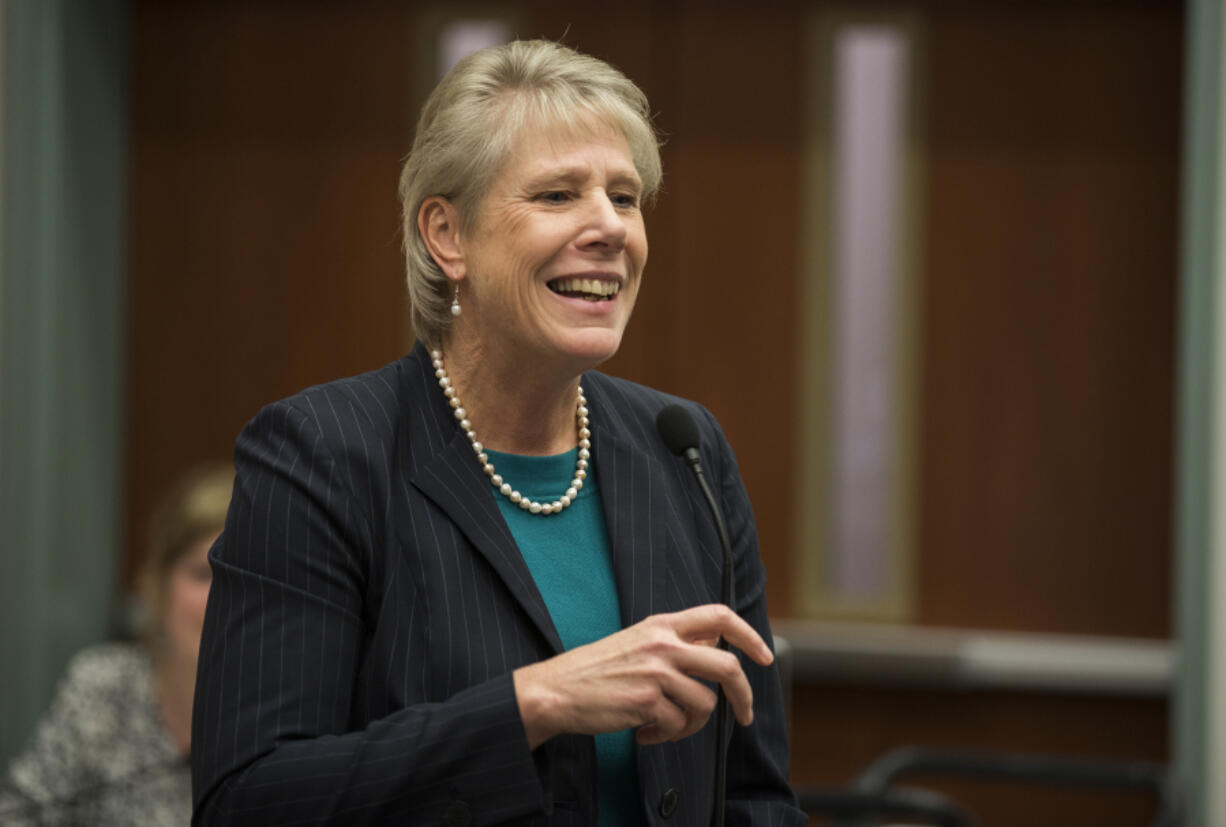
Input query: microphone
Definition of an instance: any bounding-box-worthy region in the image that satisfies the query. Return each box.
[656,404,734,610]
[656,403,702,466]
[655,403,735,827]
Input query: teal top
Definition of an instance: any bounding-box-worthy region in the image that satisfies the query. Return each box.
[487,448,644,827]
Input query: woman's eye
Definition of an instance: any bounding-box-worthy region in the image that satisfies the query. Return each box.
[611,192,640,209]
[537,191,571,204]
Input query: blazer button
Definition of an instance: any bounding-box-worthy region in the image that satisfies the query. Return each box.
[443,801,471,827]
[658,787,679,819]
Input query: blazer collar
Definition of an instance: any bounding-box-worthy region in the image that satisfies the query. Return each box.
[403,343,565,654]
[580,374,675,628]
[402,344,676,649]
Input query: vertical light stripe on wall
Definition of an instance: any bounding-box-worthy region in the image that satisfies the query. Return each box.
[1175,0,1225,823]
[796,10,925,622]
[0,0,129,762]
[829,26,909,599]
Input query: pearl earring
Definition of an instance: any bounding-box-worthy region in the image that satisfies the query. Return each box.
[450,284,461,317]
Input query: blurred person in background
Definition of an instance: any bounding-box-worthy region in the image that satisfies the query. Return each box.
[0,464,232,825]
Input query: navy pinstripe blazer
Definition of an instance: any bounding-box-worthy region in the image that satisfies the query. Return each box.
[192,343,803,826]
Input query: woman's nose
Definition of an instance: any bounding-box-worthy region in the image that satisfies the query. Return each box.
[581,191,628,250]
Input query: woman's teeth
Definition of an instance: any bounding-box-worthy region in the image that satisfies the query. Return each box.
[548,277,620,300]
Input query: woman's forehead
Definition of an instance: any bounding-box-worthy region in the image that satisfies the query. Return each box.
[500,118,637,180]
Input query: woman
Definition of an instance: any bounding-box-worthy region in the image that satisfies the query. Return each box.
[192,40,803,826]
[2,464,230,826]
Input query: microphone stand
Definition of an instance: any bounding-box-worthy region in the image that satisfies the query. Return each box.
[656,404,737,827]
[687,456,735,827]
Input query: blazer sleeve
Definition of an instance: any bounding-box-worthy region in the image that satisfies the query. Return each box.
[700,407,807,826]
[191,399,548,826]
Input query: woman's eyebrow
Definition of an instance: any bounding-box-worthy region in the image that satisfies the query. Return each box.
[606,170,644,192]
[522,164,642,191]
[522,166,589,189]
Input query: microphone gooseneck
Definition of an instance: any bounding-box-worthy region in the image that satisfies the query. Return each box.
[655,404,735,827]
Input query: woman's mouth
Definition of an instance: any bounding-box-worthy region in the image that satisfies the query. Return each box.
[547,277,621,302]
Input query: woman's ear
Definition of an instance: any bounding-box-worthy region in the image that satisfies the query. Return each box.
[418,196,466,281]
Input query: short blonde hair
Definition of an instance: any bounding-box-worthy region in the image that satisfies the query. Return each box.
[139,463,233,640]
[398,39,662,346]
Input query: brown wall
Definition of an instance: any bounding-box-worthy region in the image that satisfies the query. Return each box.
[127,2,413,570]
[917,4,1181,638]
[126,2,1181,824]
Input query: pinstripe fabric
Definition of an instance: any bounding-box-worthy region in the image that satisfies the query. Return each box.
[191,342,804,826]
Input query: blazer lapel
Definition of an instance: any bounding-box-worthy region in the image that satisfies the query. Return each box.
[403,346,564,655]
[586,383,673,628]
[586,377,714,820]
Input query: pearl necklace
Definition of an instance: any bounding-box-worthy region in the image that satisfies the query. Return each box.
[431,349,590,515]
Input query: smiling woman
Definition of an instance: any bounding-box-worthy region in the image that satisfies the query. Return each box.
[422,124,648,416]
[191,39,803,827]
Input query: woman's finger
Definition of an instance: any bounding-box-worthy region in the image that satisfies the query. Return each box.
[639,689,689,742]
[670,604,773,666]
[667,643,755,726]
[654,671,720,739]
[632,672,718,744]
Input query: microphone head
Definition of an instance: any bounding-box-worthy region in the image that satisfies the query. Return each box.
[656,404,701,457]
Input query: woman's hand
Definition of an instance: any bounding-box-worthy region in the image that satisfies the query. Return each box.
[512,604,774,749]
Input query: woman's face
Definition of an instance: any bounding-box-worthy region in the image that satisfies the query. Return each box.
[456,121,648,372]
[163,533,215,667]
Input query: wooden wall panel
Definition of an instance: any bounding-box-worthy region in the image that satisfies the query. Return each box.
[655,5,806,619]
[917,4,1181,636]
[126,2,412,583]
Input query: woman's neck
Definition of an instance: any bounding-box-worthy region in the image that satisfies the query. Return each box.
[435,338,582,456]
[155,653,196,756]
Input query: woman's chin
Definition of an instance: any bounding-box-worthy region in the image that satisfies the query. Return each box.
[552,329,625,368]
